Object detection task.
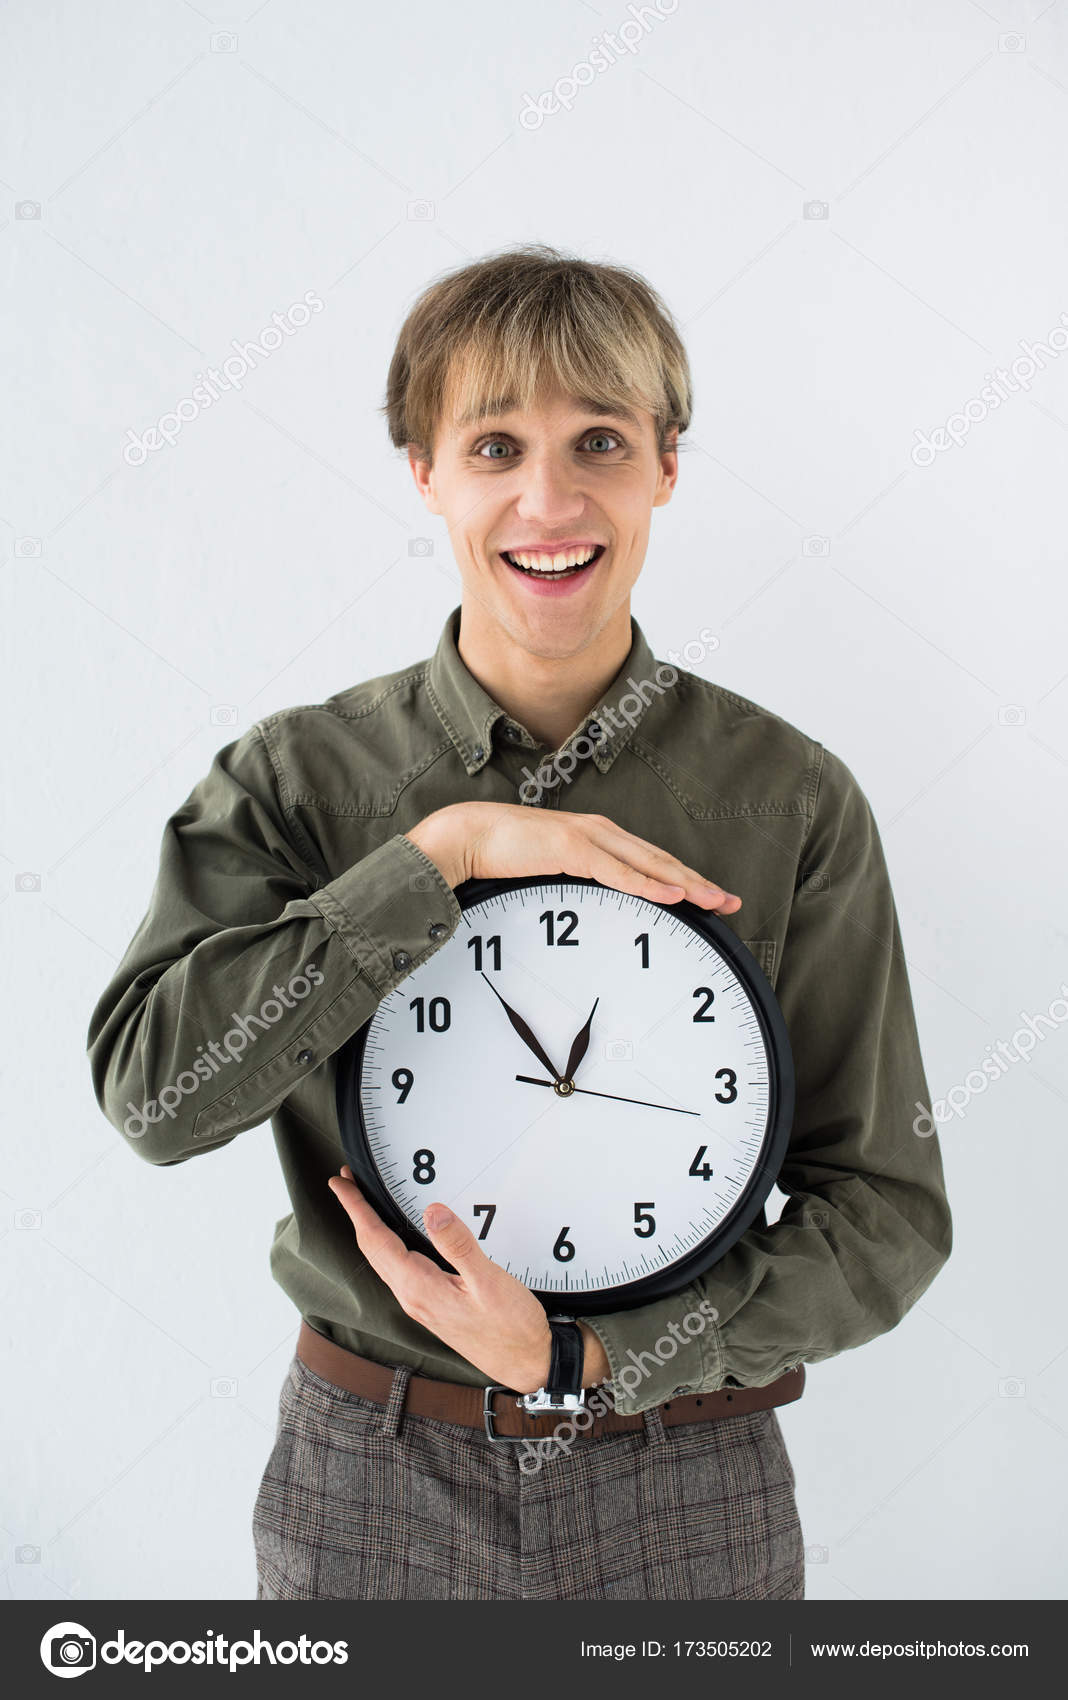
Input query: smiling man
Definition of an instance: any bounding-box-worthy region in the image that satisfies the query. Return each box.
[87,243,952,1603]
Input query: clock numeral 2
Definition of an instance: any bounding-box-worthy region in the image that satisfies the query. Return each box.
[467,934,501,972]
[633,1201,656,1238]
[409,995,451,1032]
[412,1149,436,1183]
[692,986,716,1021]
[540,908,579,946]
[688,1145,714,1181]
[473,1203,496,1240]
[553,1225,576,1261]
[391,1067,413,1103]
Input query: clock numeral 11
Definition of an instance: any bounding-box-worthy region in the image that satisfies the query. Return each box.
[467,934,501,971]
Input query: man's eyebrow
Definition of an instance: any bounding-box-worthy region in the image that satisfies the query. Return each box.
[455,397,642,429]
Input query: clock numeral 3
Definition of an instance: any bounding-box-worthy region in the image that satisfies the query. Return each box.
[692,986,716,1021]
[715,1067,738,1104]
[688,1145,714,1181]
[409,995,451,1032]
[412,1148,436,1183]
[391,1067,414,1103]
[473,1203,496,1240]
[633,1201,656,1237]
[540,908,579,946]
[552,1225,576,1261]
[467,933,501,972]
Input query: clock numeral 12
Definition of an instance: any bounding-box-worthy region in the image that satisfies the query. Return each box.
[467,934,501,971]
[472,1203,496,1240]
[540,909,579,946]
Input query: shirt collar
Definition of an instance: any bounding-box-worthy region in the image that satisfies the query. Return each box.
[425,604,666,778]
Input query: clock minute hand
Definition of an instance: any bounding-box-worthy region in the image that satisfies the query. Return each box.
[562,996,599,1083]
[480,972,563,1082]
[515,1073,700,1117]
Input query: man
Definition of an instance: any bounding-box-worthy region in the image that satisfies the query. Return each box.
[87,243,952,1602]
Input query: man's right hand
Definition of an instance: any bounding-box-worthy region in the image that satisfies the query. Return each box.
[405,801,741,913]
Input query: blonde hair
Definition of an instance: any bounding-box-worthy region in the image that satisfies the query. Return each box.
[380,242,692,464]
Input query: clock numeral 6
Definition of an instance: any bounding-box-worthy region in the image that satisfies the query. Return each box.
[473,1203,496,1240]
[692,986,716,1021]
[467,934,501,972]
[409,995,451,1032]
[633,1201,656,1238]
[552,1225,576,1261]
[412,1149,436,1183]
[688,1145,714,1181]
[391,1067,413,1103]
[540,908,579,946]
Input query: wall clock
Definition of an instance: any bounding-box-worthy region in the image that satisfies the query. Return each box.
[335,875,794,1315]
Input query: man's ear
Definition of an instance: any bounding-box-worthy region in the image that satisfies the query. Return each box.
[408,445,441,514]
[652,430,679,508]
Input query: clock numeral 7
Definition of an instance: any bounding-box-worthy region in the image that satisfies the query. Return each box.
[472,1203,496,1240]
[540,908,579,946]
[467,934,501,972]
[633,1201,656,1238]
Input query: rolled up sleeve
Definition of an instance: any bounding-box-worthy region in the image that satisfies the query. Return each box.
[584,745,953,1414]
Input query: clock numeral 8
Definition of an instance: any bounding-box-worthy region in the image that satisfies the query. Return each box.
[552,1225,576,1261]
[412,1149,436,1183]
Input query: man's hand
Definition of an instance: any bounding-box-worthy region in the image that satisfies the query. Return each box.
[406,801,741,914]
[328,1165,610,1392]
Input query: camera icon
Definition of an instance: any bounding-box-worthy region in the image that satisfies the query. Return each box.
[16,537,42,557]
[997,704,1025,727]
[210,31,238,52]
[15,1209,42,1230]
[407,200,435,221]
[805,1544,829,1563]
[998,33,1025,53]
[803,200,829,221]
[804,870,829,892]
[803,1209,828,1229]
[16,1544,41,1563]
[998,1377,1025,1398]
[47,1629,96,1672]
[408,537,434,557]
[409,871,434,893]
[210,705,239,727]
[15,200,41,220]
[802,535,829,557]
[604,1039,633,1060]
[15,871,41,893]
[211,1377,237,1397]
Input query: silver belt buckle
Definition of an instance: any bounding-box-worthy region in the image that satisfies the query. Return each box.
[482,1384,587,1440]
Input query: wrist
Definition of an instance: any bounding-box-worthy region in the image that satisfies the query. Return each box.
[406,805,467,890]
[578,1322,610,1387]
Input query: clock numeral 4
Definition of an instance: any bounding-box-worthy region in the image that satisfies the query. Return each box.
[633,1201,656,1238]
[472,1203,496,1240]
[467,934,501,972]
[391,1067,413,1103]
[692,986,716,1021]
[412,1148,436,1183]
[552,1225,576,1261]
[688,1145,714,1181]
[540,908,579,946]
[409,995,451,1032]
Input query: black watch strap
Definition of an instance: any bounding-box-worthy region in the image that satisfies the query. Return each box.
[546,1316,584,1397]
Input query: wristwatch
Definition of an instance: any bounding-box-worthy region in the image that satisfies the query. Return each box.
[518,1314,587,1417]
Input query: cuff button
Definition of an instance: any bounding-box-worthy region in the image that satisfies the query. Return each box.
[392,950,412,970]
[428,922,448,941]
[297,1049,313,1066]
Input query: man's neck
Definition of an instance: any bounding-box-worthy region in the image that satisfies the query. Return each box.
[456,602,633,752]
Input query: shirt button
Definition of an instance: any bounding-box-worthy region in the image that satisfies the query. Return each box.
[392,950,412,970]
[587,720,603,740]
[472,744,485,762]
[297,1049,313,1066]
[672,1385,692,1396]
[428,922,448,941]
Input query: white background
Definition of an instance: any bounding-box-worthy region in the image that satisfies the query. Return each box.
[2,0,1066,1603]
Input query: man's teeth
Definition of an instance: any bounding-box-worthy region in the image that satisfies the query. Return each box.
[504,545,600,574]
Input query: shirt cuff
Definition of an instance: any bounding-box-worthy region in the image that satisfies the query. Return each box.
[310,832,461,995]
[582,1288,728,1415]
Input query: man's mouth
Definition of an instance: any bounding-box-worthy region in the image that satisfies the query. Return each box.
[499,543,606,580]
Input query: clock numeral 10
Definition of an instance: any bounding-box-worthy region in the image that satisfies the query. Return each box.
[633,1201,656,1237]
[409,995,451,1032]
[473,1203,496,1240]
[553,1225,576,1261]
[540,908,579,946]
[688,1145,714,1181]
[467,933,501,971]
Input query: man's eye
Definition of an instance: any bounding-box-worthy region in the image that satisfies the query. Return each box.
[474,432,622,459]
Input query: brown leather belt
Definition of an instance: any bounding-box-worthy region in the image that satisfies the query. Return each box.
[296,1320,804,1442]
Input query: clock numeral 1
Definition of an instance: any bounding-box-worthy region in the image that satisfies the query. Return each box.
[391,1067,413,1103]
[634,931,650,968]
[552,1225,576,1262]
[688,1145,714,1181]
[633,1201,656,1238]
[473,1203,496,1240]
[692,986,716,1021]
[409,995,451,1032]
[467,933,501,972]
[412,1149,436,1183]
[539,908,579,946]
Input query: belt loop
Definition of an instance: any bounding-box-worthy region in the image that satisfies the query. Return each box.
[641,1401,669,1448]
[377,1363,413,1438]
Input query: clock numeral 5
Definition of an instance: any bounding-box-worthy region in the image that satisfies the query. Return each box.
[467,933,501,972]
[552,1225,576,1261]
[391,1067,413,1103]
[412,1149,436,1183]
[409,995,451,1032]
[688,1145,714,1181]
[473,1203,496,1240]
[692,986,716,1021]
[540,908,579,946]
[633,1201,656,1238]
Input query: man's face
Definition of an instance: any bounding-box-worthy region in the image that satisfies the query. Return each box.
[409,382,678,657]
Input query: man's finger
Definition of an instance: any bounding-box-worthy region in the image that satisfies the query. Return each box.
[328,1169,411,1285]
[421,1201,484,1275]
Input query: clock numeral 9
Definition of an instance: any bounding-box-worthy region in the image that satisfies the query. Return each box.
[633,1201,656,1238]
[552,1225,576,1261]
[467,933,501,972]
[473,1203,496,1240]
[688,1145,714,1181]
[715,1067,738,1104]
[391,1067,414,1103]
[409,995,451,1032]
[692,986,716,1021]
[540,908,579,946]
[412,1149,436,1183]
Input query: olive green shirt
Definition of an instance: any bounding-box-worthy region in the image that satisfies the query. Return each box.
[86,605,951,1414]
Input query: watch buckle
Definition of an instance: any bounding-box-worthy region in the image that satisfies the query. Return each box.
[519,1388,587,1417]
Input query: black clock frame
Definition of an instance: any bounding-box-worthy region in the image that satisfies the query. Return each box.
[334,873,794,1315]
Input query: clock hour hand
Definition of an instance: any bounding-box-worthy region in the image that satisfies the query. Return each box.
[515,1073,700,1117]
[480,972,563,1082]
[562,996,599,1084]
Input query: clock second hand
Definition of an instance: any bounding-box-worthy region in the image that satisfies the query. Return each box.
[515,1073,700,1117]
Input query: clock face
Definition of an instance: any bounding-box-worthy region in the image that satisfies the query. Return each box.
[336,876,793,1314]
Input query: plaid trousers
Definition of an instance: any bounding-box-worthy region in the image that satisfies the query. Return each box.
[252,1352,805,1601]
